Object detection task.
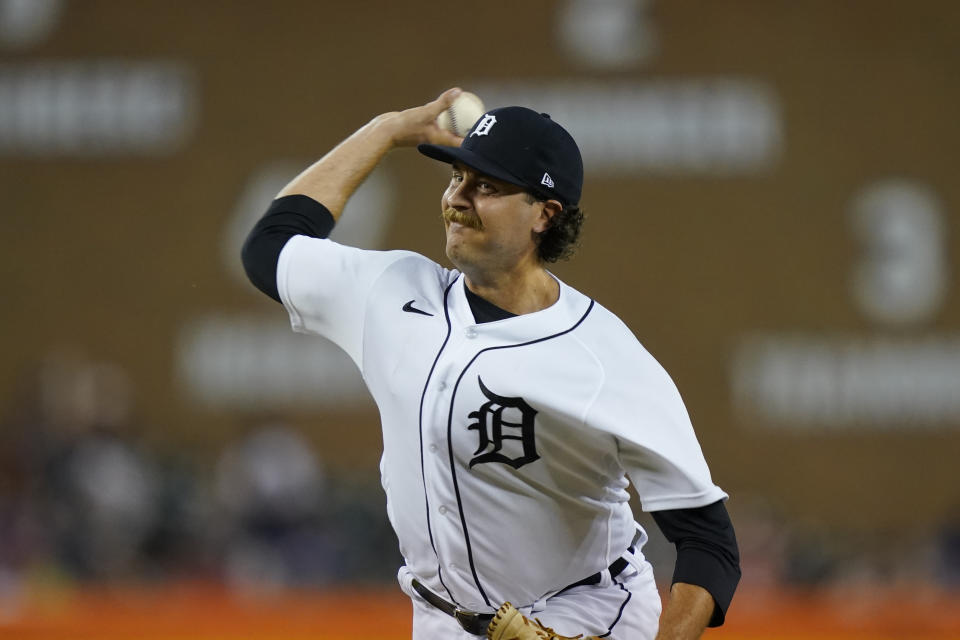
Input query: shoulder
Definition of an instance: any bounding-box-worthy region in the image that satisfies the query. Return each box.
[582,299,639,340]
[283,236,450,278]
[368,248,459,289]
[278,237,459,308]
[565,289,674,381]
[567,289,644,352]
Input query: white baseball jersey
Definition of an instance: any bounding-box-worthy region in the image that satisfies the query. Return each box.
[277,235,727,611]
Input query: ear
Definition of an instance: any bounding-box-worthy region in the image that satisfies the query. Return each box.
[532,199,563,233]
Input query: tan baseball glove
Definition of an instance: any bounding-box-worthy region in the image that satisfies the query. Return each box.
[486,602,600,640]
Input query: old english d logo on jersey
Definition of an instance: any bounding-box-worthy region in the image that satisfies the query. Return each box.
[467,377,540,469]
[471,114,497,136]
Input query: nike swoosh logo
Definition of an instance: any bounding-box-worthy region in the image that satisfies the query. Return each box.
[402,300,434,316]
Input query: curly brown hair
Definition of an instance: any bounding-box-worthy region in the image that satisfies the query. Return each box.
[526,193,585,263]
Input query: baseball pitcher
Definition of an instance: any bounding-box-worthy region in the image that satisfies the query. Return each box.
[241,89,740,639]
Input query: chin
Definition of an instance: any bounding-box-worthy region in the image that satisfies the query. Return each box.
[445,241,472,271]
[445,242,463,266]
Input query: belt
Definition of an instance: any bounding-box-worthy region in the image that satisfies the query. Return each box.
[556,545,634,594]
[411,579,495,635]
[411,547,635,636]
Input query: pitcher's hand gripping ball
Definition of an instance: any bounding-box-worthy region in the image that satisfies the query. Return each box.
[487,602,600,640]
[436,90,486,137]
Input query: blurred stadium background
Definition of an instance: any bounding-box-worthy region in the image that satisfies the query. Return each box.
[1,1,959,638]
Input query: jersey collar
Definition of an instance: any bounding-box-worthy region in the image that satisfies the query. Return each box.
[446,273,593,344]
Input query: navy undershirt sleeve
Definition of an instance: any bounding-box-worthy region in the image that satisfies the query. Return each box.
[241,195,336,302]
[651,500,741,627]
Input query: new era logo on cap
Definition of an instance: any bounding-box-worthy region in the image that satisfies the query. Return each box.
[541,172,554,188]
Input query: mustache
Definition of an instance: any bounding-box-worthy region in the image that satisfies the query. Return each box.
[441,208,484,230]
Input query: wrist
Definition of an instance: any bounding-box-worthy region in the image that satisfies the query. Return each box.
[365,112,403,148]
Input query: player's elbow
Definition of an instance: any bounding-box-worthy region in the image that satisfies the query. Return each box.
[240,227,282,302]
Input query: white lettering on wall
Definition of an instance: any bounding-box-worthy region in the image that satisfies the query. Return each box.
[0,0,63,49]
[732,334,960,428]
[0,61,195,155]
[472,80,781,174]
[176,315,372,410]
[557,0,658,69]
[850,180,947,326]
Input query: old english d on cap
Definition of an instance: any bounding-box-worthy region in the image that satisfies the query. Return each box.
[419,106,583,207]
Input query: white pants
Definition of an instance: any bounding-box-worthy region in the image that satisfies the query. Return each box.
[399,556,661,640]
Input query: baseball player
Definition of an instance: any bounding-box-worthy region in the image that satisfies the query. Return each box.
[241,89,740,639]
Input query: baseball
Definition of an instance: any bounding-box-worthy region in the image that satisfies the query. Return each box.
[437,91,486,137]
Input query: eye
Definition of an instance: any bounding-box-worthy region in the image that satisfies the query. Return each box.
[477,181,497,193]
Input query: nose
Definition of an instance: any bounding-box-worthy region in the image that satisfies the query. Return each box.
[446,179,470,210]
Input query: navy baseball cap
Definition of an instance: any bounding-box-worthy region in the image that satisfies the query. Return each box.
[418,106,583,206]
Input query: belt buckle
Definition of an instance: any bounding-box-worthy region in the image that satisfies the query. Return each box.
[454,608,490,636]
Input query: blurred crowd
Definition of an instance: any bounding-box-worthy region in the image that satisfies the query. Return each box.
[0,348,402,598]
[1,349,958,599]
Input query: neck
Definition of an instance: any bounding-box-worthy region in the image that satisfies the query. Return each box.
[461,262,559,315]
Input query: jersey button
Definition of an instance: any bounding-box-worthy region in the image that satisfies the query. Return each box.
[438,505,448,515]
[429,443,438,453]
[465,328,478,339]
[438,381,447,391]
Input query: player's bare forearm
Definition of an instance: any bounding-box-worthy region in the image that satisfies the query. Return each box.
[277,88,464,220]
[276,120,393,220]
[654,583,715,640]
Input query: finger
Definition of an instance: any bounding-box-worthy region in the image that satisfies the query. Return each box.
[425,115,465,144]
[422,87,462,118]
[433,128,464,146]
